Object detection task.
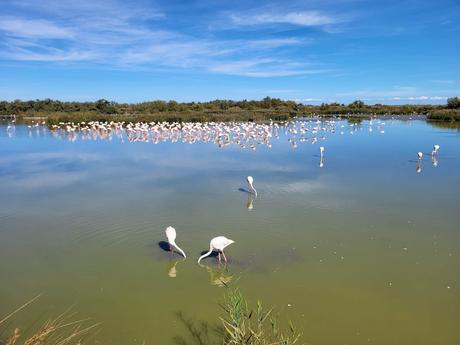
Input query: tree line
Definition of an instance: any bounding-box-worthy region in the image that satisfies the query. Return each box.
[1,97,459,122]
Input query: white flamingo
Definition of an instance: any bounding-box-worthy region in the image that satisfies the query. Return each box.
[417,152,423,160]
[198,236,235,263]
[432,144,440,157]
[246,176,257,197]
[165,226,186,258]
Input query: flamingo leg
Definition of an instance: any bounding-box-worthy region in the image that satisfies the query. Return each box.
[222,251,228,263]
[218,252,221,262]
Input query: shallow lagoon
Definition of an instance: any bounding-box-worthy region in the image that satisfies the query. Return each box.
[0,119,459,345]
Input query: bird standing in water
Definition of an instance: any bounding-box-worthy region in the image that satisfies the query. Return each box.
[165,226,187,258]
[198,236,235,263]
[247,176,257,197]
[417,152,423,160]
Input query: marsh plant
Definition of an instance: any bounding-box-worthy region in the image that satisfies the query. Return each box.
[220,289,301,345]
[0,296,97,345]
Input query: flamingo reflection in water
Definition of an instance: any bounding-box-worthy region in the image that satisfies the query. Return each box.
[166,258,186,278]
[246,193,255,210]
[198,263,233,287]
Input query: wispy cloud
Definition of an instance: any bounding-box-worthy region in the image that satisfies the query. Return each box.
[0,1,326,78]
[431,79,456,85]
[337,86,418,98]
[230,11,344,27]
[334,86,456,103]
[0,17,74,39]
[209,59,325,77]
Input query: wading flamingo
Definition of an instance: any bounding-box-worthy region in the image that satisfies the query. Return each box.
[165,226,186,258]
[247,176,257,197]
[198,236,235,263]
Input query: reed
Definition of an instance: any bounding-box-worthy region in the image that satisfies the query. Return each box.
[0,296,98,345]
[220,289,301,345]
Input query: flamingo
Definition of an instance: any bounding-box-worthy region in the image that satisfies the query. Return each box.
[319,146,324,156]
[197,236,235,263]
[432,144,440,157]
[246,176,257,197]
[165,226,186,258]
[417,152,423,160]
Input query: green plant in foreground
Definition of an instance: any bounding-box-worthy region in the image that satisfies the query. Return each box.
[220,289,301,345]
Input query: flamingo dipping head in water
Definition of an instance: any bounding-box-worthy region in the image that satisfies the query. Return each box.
[246,176,257,197]
[165,226,186,258]
[197,236,235,263]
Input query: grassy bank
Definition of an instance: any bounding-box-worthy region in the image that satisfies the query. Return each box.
[426,109,460,122]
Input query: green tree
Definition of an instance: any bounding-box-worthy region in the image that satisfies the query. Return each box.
[447,97,460,109]
[349,100,365,108]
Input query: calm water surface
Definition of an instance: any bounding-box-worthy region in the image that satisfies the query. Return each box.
[0,119,459,345]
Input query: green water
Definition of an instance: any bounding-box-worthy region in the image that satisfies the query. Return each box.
[0,120,459,344]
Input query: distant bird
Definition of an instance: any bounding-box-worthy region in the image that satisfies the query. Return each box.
[246,176,257,197]
[432,144,440,157]
[319,146,324,156]
[198,236,235,263]
[417,152,423,160]
[165,226,186,258]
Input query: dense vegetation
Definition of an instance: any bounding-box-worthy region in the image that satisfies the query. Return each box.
[1,97,459,123]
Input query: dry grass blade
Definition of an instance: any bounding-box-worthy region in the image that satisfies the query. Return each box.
[0,295,42,325]
[1,297,99,345]
[6,328,20,345]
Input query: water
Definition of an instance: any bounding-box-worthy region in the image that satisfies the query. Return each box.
[0,119,459,345]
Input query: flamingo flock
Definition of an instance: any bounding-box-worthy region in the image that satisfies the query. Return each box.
[1,117,446,280]
[5,117,389,149]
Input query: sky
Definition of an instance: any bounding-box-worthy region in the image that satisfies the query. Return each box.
[0,0,459,104]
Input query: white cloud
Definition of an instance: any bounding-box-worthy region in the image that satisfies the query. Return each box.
[0,0,328,79]
[230,11,342,27]
[297,98,323,103]
[431,80,456,85]
[408,95,429,100]
[209,59,325,78]
[0,17,74,39]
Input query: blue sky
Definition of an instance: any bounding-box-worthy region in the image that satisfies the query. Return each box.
[0,0,459,104]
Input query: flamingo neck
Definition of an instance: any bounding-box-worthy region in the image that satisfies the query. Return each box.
[171,241,186,258]
[198,245,213,263]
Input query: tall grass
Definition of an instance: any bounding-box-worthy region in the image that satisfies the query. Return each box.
[0,296,98,345]
[220,289,301,345]
[427,109,460,122]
